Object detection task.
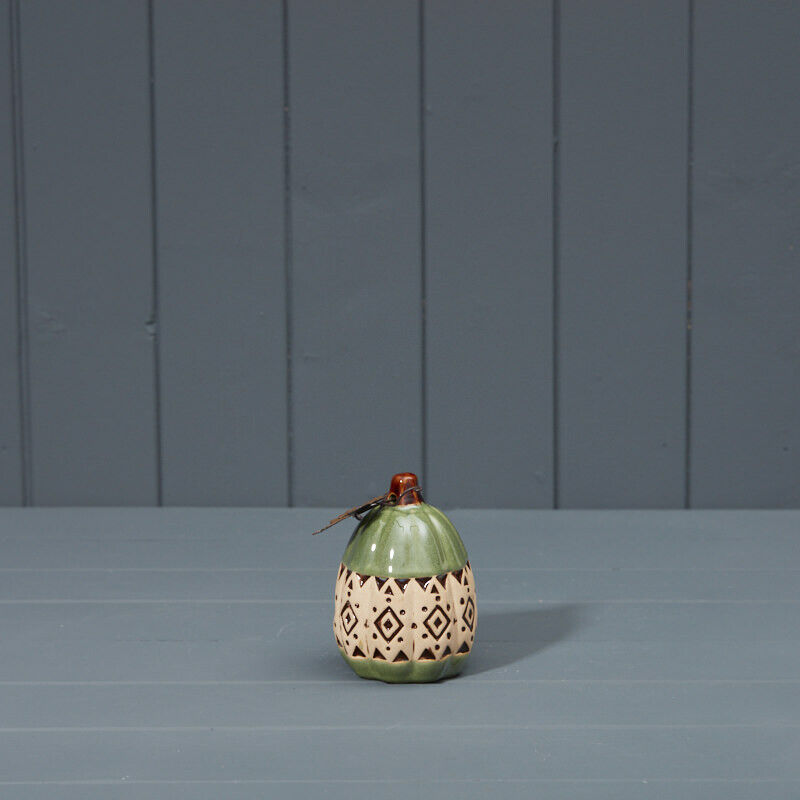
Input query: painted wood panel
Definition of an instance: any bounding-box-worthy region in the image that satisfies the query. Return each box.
[691,1,800,507]
[0,0,23,505]
[424,0,553,508]
[4,681,800,729]
[557,0,689,508]
[0,1,798,509]
[153,0,287,505]
[289,0,422,505]
[19,0,157,505]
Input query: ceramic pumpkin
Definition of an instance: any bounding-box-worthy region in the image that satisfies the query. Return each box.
[330,473,476,682]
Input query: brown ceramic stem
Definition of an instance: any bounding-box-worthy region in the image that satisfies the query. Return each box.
[389,472,422,505]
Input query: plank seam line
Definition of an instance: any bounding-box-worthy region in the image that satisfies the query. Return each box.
[1,567,799,573]
[1,598,798,604]
[684,0,694,508]
[418,0,428,485]
[1,723,799,733]
[551,0,561,509]
[3,679,798,686]
[282,0,294,506]
[9,0,32,505]
[1,779,798,786]
[146,0,163,506]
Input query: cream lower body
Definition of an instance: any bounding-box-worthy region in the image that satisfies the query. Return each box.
[333,561,477,682]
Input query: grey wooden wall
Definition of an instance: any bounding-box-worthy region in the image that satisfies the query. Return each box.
[2,0,798,509]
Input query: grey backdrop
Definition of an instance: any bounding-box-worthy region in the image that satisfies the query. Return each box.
[1,0,798,509]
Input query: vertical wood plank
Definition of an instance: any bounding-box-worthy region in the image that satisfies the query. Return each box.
[153,0,287,506]
[0,0,23,505]
[558,0,688,508]
[20,0,157,505]
[289,0,422,505]
[691,1,800,507]
[424,0,553,508]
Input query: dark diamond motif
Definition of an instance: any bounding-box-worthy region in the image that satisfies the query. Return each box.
[423,605,450,641]
[462,596,476,631]
[340,601,358,635]
[374,606,402,642]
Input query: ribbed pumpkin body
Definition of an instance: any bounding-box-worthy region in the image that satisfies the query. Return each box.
[333,501,476,683]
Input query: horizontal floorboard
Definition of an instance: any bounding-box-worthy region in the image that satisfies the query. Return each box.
[0,728,798,782]
[0,510,798,570]
[2,599,797,644]
[1,681,798,728]
[0,567,798,602]
[2,781,800,800]
[1,600,799,682]
[1,509,797,794]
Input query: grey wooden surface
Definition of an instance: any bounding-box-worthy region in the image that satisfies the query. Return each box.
[2,0,799,509]
[0,0,22,505]
[558,0,689,508]
[1,508,799,798]
[153,0,288,505]
[424,0,553,508]
[289,0,422,506]
[16,0,158,506]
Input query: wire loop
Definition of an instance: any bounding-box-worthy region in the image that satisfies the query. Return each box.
[312,485,422,535]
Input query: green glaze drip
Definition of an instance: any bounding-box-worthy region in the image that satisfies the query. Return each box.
[341,502,468,578]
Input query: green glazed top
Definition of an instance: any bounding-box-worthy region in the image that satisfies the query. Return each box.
[341,502,468,578]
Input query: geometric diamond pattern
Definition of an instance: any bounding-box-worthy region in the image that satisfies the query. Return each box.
[340,600,358,635]
[333,561,476,664]
[462,596,476,632]
[375,605,402,642]
[423,605,450,640]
